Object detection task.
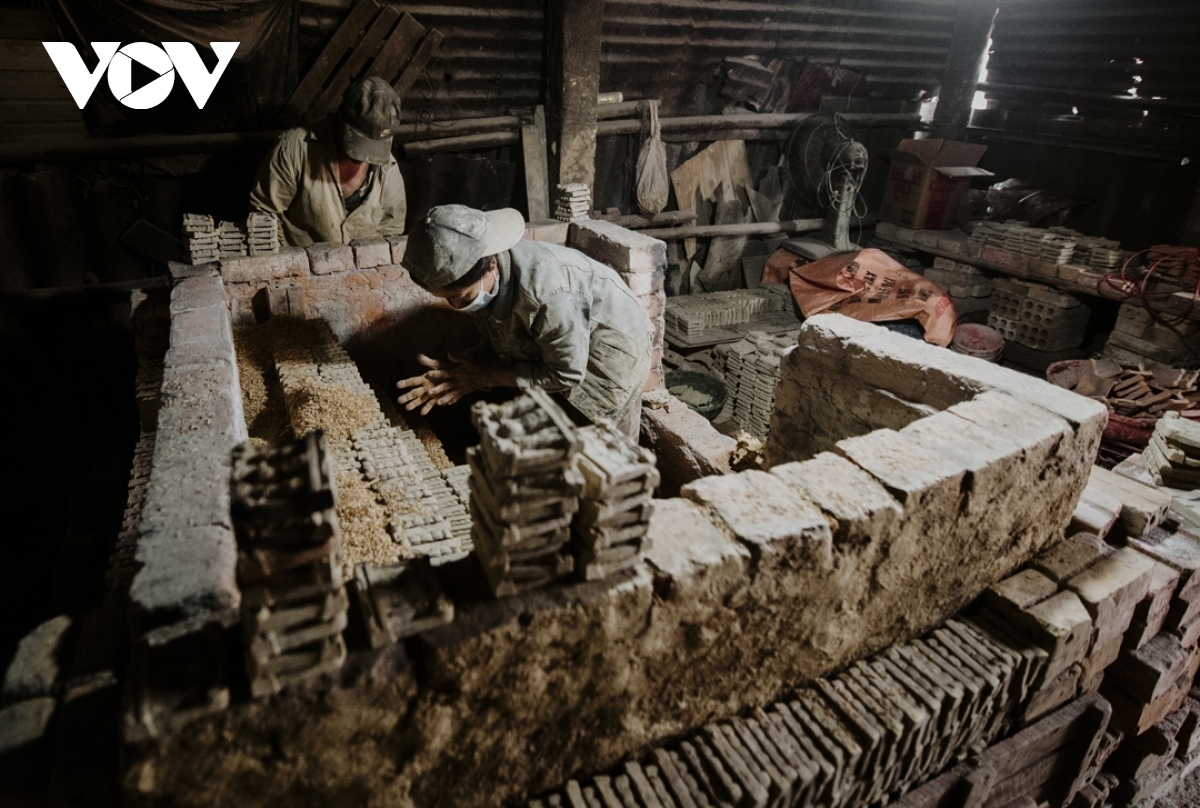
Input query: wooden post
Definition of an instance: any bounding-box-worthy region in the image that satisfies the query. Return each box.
[545,0,604,193]
[930,0,1000,141]
[521,106,551,222]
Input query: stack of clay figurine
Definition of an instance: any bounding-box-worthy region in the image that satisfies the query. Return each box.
[182,213,218,264]
[231,432,349,697]
[572,422,659,580]
[247,211,281,255]
[468,391,582,597]
[555,182,591,222]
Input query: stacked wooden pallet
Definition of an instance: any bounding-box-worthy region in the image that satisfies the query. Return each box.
[281,0,443,127]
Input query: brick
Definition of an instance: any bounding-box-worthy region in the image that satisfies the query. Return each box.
[569,220,667,274]
[681,470,832,570]
[170,272,225,313]
[641,398,735,497]
[1175,612,1200,648]
[771,453,901,550]
[1124,559,1181,651]
[1068,547,1155,690]
[980,569,1059,625]
[835,428,966,510]
[2,615,72,704]
[1031,532,1111,584]
[624,269,664,297]
[130,526,240,628]
[1086,466,1172,538]
[386,234,407,265]
[307,242,355,275]
[351,236,391,269]
[1106,633,1194,703]
[1024,662,1081,723]
[217,247,308,284]
[1015,590,1094,683]
[1105,660,1200,736]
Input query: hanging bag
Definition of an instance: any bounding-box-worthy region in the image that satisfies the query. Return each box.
[635,100,669,218]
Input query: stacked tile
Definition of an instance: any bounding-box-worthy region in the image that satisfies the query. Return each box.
[555,183,591,222]
[1076,237,1125,272]
[181,213,217,264]
[1145,412,1200,489]
[217,220,248,258]
[530,611,1052,808]
[231,432,349,698]
[469,392,582,597]
[134,359,163,433]
[351,559,455,649]
[105,431,155,600]
[441,465,473,546]
[664,286,791,341]
[988,277,1090,352]
[1104,302,1196,369]
[247,212,281,255]
[925,257,992,316]
[713,330,798,438]
[572,422,658,580]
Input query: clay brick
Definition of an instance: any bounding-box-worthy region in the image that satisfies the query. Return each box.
[980,569,1059,625]
[170,272,225,313]
[351,237,391,269]
[681,470,832,570]
[1031,532,1111,585]
[386,235,407,265]
[1068,547,1155,640]
[1175,612,1200,648]
[217,247,308,284]
[1015,590,1094,683]
[771,453,901,550]
[1124,559,1181,651]
[1106,633,1194,703]
[1104,658,1200,735]
[569,220,667,274]
[1024,662,1081,723]
[641,399,734,497]
[1086,466,1172,538]
[307,242,355,275]
[835,428,966,511]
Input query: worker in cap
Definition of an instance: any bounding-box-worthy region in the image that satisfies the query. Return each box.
[397,204,653,438]
[249,76,407,246]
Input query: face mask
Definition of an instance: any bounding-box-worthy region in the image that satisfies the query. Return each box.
[455,270,496,313]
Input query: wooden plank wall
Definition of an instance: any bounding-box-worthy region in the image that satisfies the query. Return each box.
[0,9,88,142]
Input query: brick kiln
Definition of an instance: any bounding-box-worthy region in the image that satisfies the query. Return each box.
[108,218,1134,808]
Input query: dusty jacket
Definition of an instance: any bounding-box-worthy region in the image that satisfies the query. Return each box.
[477,240,653,422]
[248,120,407,247]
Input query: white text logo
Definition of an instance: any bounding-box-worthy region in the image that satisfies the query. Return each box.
[42,42,239,110]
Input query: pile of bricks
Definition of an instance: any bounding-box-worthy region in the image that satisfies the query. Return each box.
[270,325,470,564]
[530,608,1084,808]
[970,222,1081,263]
[555,183,591,222]
[1076,237,1126,272]
[1104,303,1196,368]
[247,212,281,256]
[469,391,582,597]
[988,277,1090,354]
[664,286,792,341]
[572,423,658,580]
[923,257,991,318]
[230,432,349,698]
[181,214,217,264]
[1145,412,1200,489]
[217,221,248,258]
[713,330,798,438]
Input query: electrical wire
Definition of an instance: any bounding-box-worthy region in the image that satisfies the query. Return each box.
[1096,248,1200,363]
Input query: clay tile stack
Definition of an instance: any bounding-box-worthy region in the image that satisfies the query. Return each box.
[572,422,659,580]
[468,391,581,597]
[181,213,217,264]
[1146,412,1200,489]
[247,211,281,256]
[217,220,249,258]
[231,431,348,697]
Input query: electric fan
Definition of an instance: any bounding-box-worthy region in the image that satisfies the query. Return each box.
[782,113,869,260]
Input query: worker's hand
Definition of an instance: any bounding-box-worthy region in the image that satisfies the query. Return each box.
[396,353,499,416]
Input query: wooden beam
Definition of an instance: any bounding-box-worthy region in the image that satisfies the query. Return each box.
[929,0,999,140]
[638,219,827,240]
[521,105,550,222]
[393,29,444,99]
[280,0,381,126]
[365,14,425,86]
[545,0,604,191]
[305,4,402,124]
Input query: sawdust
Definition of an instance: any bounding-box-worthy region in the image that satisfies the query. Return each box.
[287,378,380,441]
[233,325,290,441]
[334,463,402,577]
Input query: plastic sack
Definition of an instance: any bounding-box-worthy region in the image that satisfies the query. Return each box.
[763,247,957,346]
[635,100,669,218]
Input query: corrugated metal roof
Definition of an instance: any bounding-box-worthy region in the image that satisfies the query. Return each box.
[979,0,1200,131]
[300,0,957,120]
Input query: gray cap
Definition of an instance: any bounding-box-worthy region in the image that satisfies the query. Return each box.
[403,205,525,289]
[338,77,402,165]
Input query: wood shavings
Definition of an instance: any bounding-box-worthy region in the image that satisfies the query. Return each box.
[333,463,402,577]
[287,378,380,441]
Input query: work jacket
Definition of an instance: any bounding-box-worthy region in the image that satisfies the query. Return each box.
[248,119,407,247]
[477,240,653,424]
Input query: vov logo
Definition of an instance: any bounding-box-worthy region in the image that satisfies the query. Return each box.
[42,42,239,110]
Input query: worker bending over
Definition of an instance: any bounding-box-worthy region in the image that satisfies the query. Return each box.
[250,77,407,246]
[397,204,652,438]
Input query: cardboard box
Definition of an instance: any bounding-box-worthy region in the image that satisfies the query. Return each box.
[880,139,993,230]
